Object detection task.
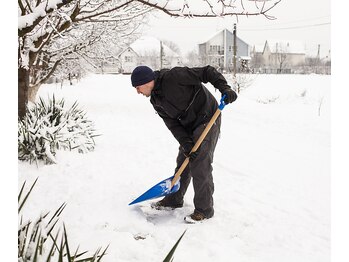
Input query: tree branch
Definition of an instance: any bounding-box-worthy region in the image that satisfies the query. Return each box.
[75,0,135,22]
[136,0,281,18]
[18,0,26,15]
[31,59,62,87]
[18,0,74,37]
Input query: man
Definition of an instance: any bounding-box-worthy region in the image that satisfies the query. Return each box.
[131,65,237,222]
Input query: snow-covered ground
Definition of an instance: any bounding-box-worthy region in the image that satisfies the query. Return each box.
[18,73,330,261]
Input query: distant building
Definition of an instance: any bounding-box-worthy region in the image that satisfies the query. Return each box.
[117,36,182,73]
[251,40,306,73]
[198,28,250,72]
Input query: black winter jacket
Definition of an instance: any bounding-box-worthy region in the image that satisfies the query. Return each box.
[150,66,231,147]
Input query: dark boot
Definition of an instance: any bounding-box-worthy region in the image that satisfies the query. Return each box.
[151,197,183,210]
[184,211,208,223]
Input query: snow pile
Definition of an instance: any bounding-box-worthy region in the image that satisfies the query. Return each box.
[19,73,330,261]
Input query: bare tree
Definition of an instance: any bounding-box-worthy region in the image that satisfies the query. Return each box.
[274,43,288,73]
[250,53,264,71]
[162,40,181,55]
[18,0,281,119]
[236,73,257,93]
[185,50,201,67]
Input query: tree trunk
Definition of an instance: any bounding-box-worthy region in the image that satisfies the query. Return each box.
[28,84,41,103]
[18,67,29,119]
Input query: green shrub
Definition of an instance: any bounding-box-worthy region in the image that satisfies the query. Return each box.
[18,96,99,164]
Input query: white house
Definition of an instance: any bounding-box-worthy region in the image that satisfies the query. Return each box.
[117,47,138,74]
[117,36,182,73]
[198,28,250,72]
[251,40,306,73]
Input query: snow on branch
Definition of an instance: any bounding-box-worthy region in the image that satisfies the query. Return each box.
[18,0,74,36]
[136,0,281,18]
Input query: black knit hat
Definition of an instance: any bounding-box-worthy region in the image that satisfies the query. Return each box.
[131,66,155,87]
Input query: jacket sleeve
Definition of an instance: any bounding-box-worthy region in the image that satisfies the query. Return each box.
[157,112,192,147]
[174,65,232,93]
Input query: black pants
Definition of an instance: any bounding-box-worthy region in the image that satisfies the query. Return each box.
[165,115,221,218]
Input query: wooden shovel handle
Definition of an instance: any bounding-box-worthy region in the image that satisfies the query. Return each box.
[170,108,222,188]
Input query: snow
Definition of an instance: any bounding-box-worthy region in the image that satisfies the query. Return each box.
[18,73,330,261]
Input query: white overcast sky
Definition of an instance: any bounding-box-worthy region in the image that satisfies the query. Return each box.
[143,0,331,57]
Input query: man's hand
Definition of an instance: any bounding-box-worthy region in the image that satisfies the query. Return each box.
[182,142,199,161]
[222,88,238,104]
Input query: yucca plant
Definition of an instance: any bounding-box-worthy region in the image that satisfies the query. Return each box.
[163,230,186,262]
[18,95,100,165]
[18,178,108,261]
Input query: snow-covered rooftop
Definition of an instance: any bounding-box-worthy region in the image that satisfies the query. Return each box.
[130,36,179,57]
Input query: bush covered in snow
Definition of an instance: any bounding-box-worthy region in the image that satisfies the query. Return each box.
[18,96,99,164]
[18,179,108,261]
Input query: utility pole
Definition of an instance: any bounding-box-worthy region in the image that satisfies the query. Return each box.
[160,41,164,69]
[233,23,237,78]
[316,44,321,74]
[233,23,240,93]
[317,44,321,59]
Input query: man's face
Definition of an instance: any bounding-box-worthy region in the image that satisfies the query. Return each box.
[135,81,154,97]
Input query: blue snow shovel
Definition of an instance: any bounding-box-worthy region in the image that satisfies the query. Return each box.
[129,95,227,205]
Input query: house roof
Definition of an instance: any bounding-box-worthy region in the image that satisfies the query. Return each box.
[117,47,138,57]
[130,36,180,57]
[265,40,306,54]
[198,28,250,46]
[253,44,265,53]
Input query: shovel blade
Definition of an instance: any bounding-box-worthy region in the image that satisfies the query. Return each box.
[129,176,180,205]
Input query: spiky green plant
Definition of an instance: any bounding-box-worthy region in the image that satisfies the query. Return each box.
[18,95,100,165]
[18,178,108,261]
[163,230,186,262]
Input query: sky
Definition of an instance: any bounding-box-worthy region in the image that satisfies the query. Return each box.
[143,0,331,57]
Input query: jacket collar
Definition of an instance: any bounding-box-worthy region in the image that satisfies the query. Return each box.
[152,70,163,96]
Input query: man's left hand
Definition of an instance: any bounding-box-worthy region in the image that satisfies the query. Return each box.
[222,88,238,104]
[182,142,199,161]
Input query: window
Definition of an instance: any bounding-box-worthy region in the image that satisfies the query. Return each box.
[125,56,133,62]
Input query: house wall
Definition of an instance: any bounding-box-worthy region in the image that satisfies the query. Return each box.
[118,48,138,73]
[139,54,182,70]
[261,52,306,68]
[198,43,208,65]
[259,42,306,69]
[198,29,249,71]
[165,56,182,68]
[285,53,306,66]
[204,32,225,69]
[225,31,249,70]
